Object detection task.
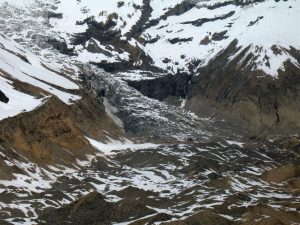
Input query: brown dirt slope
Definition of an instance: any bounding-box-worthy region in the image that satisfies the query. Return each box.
[0,73,122,179]
[0,92,122,166]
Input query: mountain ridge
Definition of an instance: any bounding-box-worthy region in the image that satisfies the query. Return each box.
[1,0,299,133]
[0,1,299,224]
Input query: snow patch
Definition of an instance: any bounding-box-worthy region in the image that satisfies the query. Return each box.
[86,137,160,155]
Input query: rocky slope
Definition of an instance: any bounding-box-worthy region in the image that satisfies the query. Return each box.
[35,139,300,225]
[0,32,123,206]
[186,42,300,134]
[0,0,299,225]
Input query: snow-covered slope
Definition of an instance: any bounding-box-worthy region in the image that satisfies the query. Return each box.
[1,0,299,77]
[0,33,80,120]
[142,0,300,76]
[2,0,298,77]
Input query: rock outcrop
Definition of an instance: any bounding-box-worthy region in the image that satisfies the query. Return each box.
[0,92,122,167]
[0,96,90,164]
[38,192,155,225]
[186,41,300,135]
[0,90,9,103]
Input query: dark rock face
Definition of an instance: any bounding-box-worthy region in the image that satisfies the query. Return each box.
[234,0,266,7]
[133,1,196,38]
[46,38,75,56]
[200,36,211,45]
[207,1,233,10]
[0,90,9,103]
[70,13,159,72]
[182,11,235,27]
[46,11,63,19]
[248,16,264,27]
[91,60,134,73]
[86,39,112,56]
[212,31,228,41]
[185,40,300,135]
[126,0,152,39]
[162,1,195,18]
[127,73,193,101]
[168,37,193,44]
[72,14,121,46]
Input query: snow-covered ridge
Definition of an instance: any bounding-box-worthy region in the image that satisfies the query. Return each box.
[1,0,299,78]
[0,33,80,121]
[142,0,300,76]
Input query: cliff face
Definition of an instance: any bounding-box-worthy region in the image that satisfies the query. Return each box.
[186,41,300,135]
